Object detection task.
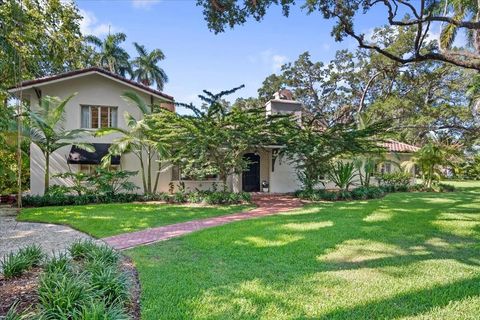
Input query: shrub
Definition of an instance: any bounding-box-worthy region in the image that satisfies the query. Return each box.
[38,270,91,319]
[22,193,140,207]
[296,186,385,202]
[1,252,29,279]
[86,262,129,305]
[44,253,70,274]
[1,245,45,278]
[88,168,138,196]
[438,183,456,192]
[327,162,357,191]
[74,301,129,320]
[3,302,30,320]
[68,240,119,266]
[377,172,412,191]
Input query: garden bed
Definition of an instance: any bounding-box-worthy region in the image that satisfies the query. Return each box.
[0,242,141,319]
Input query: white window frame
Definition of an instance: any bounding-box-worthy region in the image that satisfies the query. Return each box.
[81,105,118,129]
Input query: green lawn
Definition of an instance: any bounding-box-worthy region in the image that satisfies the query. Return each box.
[126,181,480,319]
[18,203,252,238]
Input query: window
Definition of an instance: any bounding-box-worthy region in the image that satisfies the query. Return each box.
[79,164,119,174]
[379,162,392,174]
[81,105,118,129]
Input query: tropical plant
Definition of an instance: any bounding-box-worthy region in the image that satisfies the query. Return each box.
[53,170,91,196]
[131,42,168,90]
[353,156,379,187]
[26,95,93,193]
[403,135,462,188]
[327,162,358,191]
[87,168,138,196]
[96,91,169,194]
[85,32,131,76]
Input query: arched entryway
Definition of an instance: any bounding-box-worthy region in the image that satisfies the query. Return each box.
[242,153,260,192]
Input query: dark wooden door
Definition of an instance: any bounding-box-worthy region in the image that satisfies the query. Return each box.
[242,153,260,192]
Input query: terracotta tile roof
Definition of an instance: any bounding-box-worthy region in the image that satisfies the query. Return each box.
[382,140,419,153]
[8,67,174,101]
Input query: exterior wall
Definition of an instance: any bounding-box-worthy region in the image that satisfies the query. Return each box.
[24,73,173,195]
[269,154,302,193]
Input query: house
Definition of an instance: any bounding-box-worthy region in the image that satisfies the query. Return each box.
[9,68,419,195]
[9,67,175,195]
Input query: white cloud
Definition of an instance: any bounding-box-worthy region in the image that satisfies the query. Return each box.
[131,0,161,9]
[79,9,116,37]
[252,49,288,72]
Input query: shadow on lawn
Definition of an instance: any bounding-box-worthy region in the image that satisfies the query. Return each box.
[315,275,480,319]
[129,185,480,319]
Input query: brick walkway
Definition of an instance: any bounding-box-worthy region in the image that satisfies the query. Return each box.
[103,194,303,250]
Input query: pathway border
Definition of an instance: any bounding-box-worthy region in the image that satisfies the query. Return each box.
[103,194,303,250]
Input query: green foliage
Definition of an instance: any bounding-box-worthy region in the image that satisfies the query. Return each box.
[131,42,168,90]
[0,0,86,100]
[327,162,358,191]
[53,170,91,196]
[75,301,129,320]
[84,32,131,76]
[296,186,385,202]
[455,155,480,180]
[376,172,412,192]
[68,240,119,266]
[87,262,129,305]
[147,86,289,190]
[38,270,91,319]
[22,193,140,207]
[44,253,70,274]
[87,168,138,196]
[3,302,30,320]
[97,91,168,195]
[26,94,93,193]
[1,244,44,278]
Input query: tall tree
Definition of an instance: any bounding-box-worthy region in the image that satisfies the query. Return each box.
[0,0,86,100]
[198,0,480,71]
[27,95,93,193]
[131,42,168,90]
[97,91,168,194]
[147,86,289,191]
[85,32,131,77]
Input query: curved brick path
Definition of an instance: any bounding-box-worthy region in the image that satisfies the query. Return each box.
[103,194,303,250]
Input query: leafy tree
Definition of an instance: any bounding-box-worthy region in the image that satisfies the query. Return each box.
[197,0,480,70]
[26,95,93,193]
[85,32,131,76]
[283,114,385,192]
[96,91,168,194]
[131,42,168,90]
[0,0,86,100]
[257,74,285,103]
[147,85,289,191]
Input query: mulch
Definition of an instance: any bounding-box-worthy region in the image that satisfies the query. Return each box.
[0,258,142,319]
[0,268,41,316]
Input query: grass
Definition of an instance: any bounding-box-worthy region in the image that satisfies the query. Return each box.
[18,203,253,238]
[126,181,480,319]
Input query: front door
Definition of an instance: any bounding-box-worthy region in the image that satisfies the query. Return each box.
[242,153,260,192]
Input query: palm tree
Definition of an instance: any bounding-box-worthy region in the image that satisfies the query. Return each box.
[403,134,462,188]
[131,42,168,90]
[96,91,169,194]
[85,32,131,77]
[438,1,479,51]
[27,95,93,193]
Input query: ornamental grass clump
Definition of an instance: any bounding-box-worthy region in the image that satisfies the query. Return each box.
[1,244,45,279]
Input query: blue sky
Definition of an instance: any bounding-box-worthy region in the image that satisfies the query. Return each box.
[76,0,405,113]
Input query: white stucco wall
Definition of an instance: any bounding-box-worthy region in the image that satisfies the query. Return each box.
[269,155,302,193]
[23,73,173,195]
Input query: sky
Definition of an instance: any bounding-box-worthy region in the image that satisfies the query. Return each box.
[75,0,429,113]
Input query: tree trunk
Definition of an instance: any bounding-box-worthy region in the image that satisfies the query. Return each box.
[147,147,152,194]
[44,151,50,194]
[153,162,161,194]
[138,153,147,194]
